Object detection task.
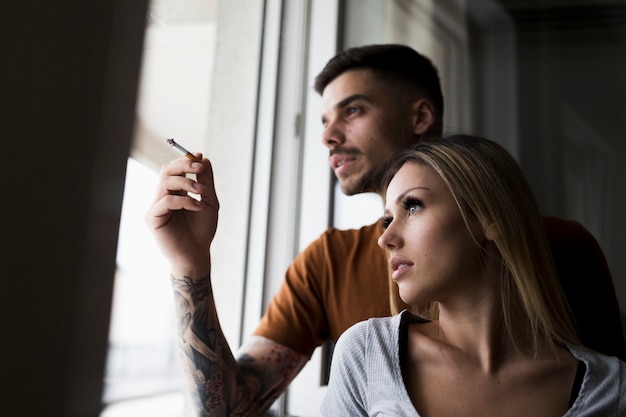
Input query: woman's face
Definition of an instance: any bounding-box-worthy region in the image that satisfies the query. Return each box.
[378,162,487,308]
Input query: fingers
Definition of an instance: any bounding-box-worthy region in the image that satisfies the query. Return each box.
[146,154,220,229]
[145,192,205,229]
[150,192,206,216]
[153,155,207,201]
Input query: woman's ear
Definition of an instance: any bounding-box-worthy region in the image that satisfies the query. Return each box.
[411,98,436,136]
[483,223,499,241]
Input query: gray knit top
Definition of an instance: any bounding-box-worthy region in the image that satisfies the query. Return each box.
[321,310,626,416]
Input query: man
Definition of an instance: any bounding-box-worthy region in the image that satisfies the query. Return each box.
[146,44,626,416]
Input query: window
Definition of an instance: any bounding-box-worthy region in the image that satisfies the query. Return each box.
[101,0,267,415]
[102,158,185,416]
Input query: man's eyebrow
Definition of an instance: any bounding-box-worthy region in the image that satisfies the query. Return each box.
[321,93,372,124]
[336,93,370,110]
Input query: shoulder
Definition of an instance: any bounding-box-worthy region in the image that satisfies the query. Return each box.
[335,311,420,356]
[567,346,626,410]
[296,220,381,256]
[291,220,383,273]
[295,221,383,269]
[322,220,383,245]
[328,315,403,399]
[541,215,611,278]
[335,315,394,350]
[334,315,401,358]
[541,216,600,249]
[569,345,626,376]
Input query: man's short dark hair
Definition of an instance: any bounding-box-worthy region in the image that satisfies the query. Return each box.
[314,44,444,118]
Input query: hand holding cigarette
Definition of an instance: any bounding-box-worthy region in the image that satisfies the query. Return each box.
[146,139,219,278]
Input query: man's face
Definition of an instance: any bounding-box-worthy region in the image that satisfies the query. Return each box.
[320,69,419,196]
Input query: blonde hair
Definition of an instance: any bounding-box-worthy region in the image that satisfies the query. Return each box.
[384,135,580,354]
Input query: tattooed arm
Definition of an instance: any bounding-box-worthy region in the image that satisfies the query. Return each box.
[147,155,307,416]
[171,273,307,416]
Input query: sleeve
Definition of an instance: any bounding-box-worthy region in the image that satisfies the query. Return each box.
[543,217,626,361]
[253,232,331,357]
[320,322,369,417]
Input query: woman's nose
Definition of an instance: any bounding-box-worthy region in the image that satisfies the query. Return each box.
[378,222,399,250]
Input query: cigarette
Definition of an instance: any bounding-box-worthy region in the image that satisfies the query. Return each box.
[166,138,202,163]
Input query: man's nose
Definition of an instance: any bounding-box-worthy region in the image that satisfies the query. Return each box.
[321,119,345,149]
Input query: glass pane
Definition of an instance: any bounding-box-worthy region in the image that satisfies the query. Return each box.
[102,1,217,414]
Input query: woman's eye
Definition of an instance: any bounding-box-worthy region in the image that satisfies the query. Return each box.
[402,197,423,216]
[381,216,392,230]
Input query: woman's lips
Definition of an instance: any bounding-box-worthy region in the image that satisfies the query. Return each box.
[389,257,413,280]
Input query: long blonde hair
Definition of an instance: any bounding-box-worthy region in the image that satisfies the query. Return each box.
[385,135,580,354]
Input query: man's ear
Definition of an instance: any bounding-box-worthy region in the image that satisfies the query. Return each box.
[411,98,436,136]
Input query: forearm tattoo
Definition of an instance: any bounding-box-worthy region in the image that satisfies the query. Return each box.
[170,274,303,416]
[171,274,236,416]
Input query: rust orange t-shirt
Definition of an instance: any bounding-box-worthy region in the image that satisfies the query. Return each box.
[254,217,626,360]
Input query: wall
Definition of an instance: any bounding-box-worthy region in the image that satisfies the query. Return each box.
[1,1,148,415]
[469,1,626,330]
[507,4,626,316]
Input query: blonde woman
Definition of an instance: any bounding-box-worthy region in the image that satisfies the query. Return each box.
[321,135,625,416]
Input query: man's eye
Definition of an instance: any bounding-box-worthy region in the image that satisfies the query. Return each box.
[346,106,359,116]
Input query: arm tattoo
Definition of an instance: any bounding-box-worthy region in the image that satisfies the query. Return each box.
[170,274,305,416]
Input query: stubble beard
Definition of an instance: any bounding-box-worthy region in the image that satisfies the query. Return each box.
[335,128,418,196]
[339,164,385,196]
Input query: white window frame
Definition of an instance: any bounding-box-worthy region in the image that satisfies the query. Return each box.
[242,0,340,415]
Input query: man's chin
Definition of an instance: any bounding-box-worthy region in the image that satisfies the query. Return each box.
[338,180,372,196]
[337,180,356,196]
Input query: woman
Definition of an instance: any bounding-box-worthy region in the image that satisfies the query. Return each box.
[321,135,625,416]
